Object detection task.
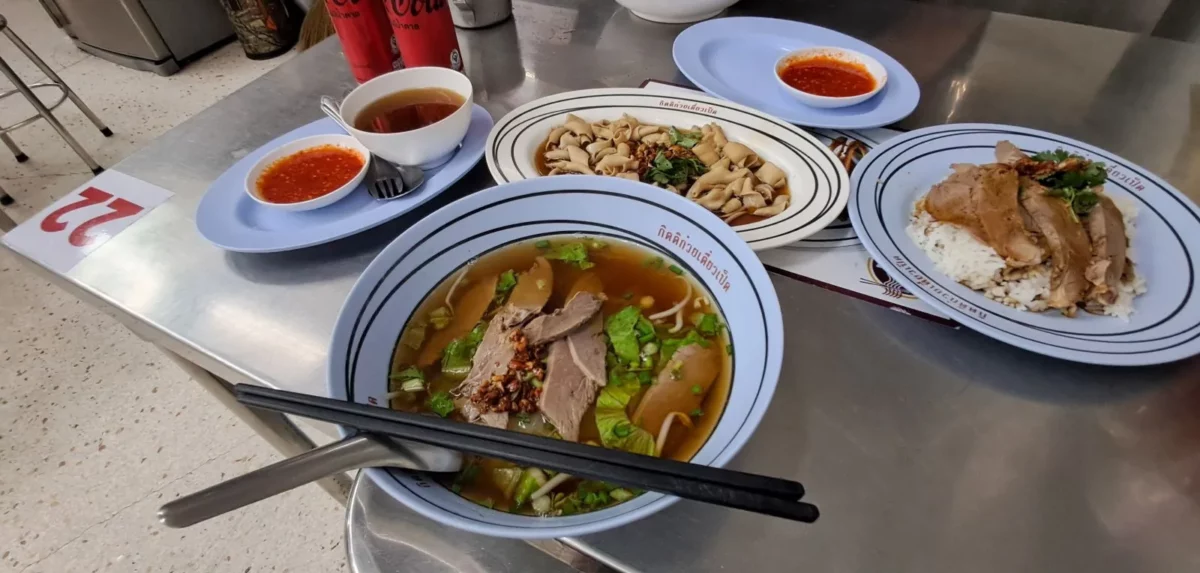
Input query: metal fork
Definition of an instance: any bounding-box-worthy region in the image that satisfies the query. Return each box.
[319,95,425,201]
[368,154,426,201]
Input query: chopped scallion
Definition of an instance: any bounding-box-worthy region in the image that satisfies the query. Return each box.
[668,265,684,275]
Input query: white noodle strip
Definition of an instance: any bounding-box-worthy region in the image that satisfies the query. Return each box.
[444,265,471,311]
[568,337,605,387]
[648,277,692,320]
[655,412,695,456]
[531,472,573,500]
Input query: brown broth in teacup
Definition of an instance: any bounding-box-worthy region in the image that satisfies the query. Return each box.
[353,87,465,134]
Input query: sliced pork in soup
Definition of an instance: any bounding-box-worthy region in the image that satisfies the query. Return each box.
[387,237,731,516]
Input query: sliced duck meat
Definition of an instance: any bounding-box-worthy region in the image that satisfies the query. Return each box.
[498,256,553,327]
[522,291,603,346]
[538,317,606,441]
[973,164,1045,267]
[924,163,1044,267]
[924,165,987,240]
[1019,178,1093,315]
[567,315,606,388]
[1083,193,1128,307]
[455,316,513,429]
[632,343,721,435]
[994,140,1028,165]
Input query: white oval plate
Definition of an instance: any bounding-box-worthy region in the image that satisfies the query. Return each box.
[327,174,784,539]
[486,88,849,251]
[849,123,1200,366]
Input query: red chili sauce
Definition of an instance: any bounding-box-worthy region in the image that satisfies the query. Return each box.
[779,56,876,98]
[256,145,365,204]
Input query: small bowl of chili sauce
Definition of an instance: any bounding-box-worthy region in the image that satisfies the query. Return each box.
[245,134,370,211]
[775,47,887,109]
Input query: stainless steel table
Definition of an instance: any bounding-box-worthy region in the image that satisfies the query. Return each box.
[5,0,1200,571]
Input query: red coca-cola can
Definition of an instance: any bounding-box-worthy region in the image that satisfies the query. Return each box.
[383,0,464,72]
[326,0,402,83]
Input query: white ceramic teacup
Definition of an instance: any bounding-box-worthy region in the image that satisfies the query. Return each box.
[339,68,474,170]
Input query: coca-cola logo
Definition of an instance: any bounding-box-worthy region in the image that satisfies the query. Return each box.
[387,0,447,16]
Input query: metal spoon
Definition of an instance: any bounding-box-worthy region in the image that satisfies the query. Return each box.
[157,434,462,528]
[319,96,425,200]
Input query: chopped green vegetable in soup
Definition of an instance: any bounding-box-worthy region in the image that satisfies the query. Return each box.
[544,241,595,269]
[386,236,731,516]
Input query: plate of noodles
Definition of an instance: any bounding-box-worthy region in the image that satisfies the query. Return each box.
[328,174,784,538]
[486,88,849,251]
[849,123,1200,366]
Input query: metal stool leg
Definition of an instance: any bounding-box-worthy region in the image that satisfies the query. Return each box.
[0,133,26,162]
[0,56,103,174]
[0,181,15,231]
[2,26,111,137]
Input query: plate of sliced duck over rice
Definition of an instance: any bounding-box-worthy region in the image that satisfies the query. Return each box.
[486,88,849,251]
[848,123,1200,366]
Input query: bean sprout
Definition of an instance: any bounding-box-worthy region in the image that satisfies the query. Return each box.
[444,265,471,311]
[668,310,684,333]
[656,412,694,456]
[648,276,692,321]
[531,472,573,501]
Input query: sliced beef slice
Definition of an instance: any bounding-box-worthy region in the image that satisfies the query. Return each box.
[538,316,605,441]
[455,315,513,429]
[1083,193,1128,307]
[523,292,603,346]
[1019,178,1093,315]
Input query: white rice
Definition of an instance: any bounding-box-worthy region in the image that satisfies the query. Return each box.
[905,198,1146,319]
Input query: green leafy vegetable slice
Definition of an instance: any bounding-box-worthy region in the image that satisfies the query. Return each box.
[668,126,701,148]
[494,270,518,305]
[659,329,710,363]
[595,373,656,456]
[545,242,594,269]
[426,391,455,417]
[389,366,425,392]
[605,306,643,364]
[643,151,708,187]
[441,321,488,378]
[696,313,721,337]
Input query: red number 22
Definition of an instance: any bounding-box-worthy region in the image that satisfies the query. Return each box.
[40,187,144,247]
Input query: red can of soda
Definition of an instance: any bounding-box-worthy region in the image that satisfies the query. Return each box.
[382,0,464,72]
[326,0,401,83]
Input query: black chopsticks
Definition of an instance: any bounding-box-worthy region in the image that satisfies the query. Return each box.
[235,384,819,523]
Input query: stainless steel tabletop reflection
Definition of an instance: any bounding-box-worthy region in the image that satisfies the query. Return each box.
[13,0,1200,571]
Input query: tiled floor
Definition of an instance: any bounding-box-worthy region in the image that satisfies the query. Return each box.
[0,1,347,571]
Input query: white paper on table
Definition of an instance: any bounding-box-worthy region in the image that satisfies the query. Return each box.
[2,170,173,274]
[639,79,952,325]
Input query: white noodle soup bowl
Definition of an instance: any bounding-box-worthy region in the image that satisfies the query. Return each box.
[339,67,474,169]
[327,175,785,539]
[775,46,887,109]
